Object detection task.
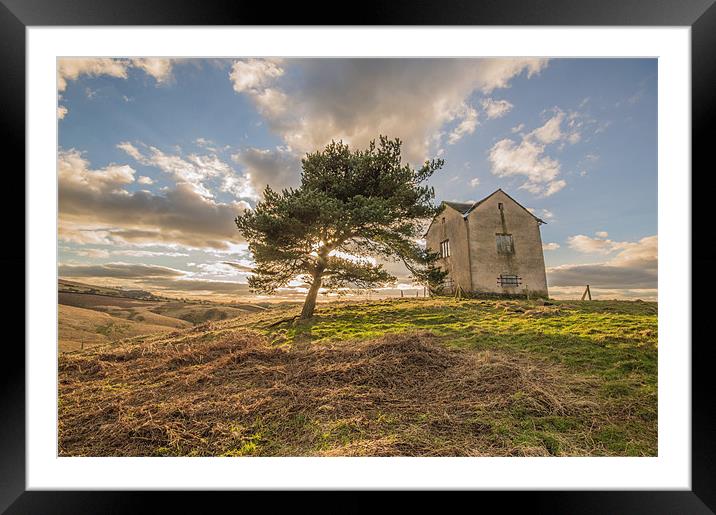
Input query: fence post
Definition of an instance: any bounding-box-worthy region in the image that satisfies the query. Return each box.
[581,285,592,301]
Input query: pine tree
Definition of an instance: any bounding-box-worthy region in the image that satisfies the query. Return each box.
[235,136,447,319]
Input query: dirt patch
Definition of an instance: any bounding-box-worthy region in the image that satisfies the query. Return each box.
[59,331,597,457]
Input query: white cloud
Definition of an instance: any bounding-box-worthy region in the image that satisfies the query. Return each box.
[567,233,629,255]
[229,58,284,93]
[130,58,175,84]
[481,98,514,119]
[57,57,179,93]
[531,111,564,144]
[595,231,609,238]
[542,180,566,196]
[511,123,525,133]
[488,137,562,196]
[469,178,480,188]
[117,142,242,199]
[228,58,548,163]
[59,149,135,193]
[548,235,657,289]
[57,105,68,120]
[137,176,154,185]
[543,242,560,251]
[447,104,479,145]
[57,58,129,92]
[487,108,586,197]
[58,149,250,250]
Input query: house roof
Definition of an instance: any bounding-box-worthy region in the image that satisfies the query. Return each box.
[442,189,546,224]
[442,201,474,214]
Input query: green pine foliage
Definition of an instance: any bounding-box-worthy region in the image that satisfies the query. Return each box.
[235,136,448,318]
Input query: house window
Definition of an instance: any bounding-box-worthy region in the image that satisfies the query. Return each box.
[496,233,514,254]
[440,239,451,258]
[498,202,504,210]
[497,274,521,287]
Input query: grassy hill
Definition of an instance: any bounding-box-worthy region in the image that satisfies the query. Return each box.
[58,304,185,352]
[58,279,277,352]
[58,297,657,457]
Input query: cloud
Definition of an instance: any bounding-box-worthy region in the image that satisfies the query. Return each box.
[137,176,154,185]
[543,242,560,251]
[144,278,251,295]
[59,149,135,192]
[57,58,179,92]
[595,231,609,238]
[228,58,548,162]
[548,263,656,289]
[229,58,284,93]
[57,105,68,120]
[481,98,513,119]
[548,235,657,289]
[548,286,656,301]
[59,149,250,250]
[531,111,565,144]
[469,178,480,188]
[57,58,130,92]
[447,104,479,145]
[113,249,190,257]
[487,108,584,197]
[567,233,628,254]
[542,180,566,196]
[72,248,110,259]
[59,262,185,279]
[229,146,301,196]
[118,142,241,199]
[59,260,251,296]
[488,138,562,196]
[130,58,175,84]
[223,261,254,272]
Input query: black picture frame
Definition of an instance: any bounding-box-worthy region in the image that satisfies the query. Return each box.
[2,0,712,512]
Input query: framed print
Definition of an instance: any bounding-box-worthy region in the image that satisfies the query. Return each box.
[3,0,714,512]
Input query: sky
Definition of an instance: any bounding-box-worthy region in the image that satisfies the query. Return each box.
[57,57,657,301]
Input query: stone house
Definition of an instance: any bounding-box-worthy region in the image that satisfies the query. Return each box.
[425,189,549,298]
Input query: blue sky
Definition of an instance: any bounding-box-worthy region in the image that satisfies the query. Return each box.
[57,58,657,300]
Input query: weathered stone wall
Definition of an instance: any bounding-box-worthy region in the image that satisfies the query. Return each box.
[425,204,471,293]
[466,190,548,298]
[426,190,549,298]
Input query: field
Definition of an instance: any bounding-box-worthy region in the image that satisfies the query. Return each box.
[58,281,273,352]
[58,297,657,457]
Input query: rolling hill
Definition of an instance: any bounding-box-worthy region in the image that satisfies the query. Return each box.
[57,279,278,352]
[58,297,658,457]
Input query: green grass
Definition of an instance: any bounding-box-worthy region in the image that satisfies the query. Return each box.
[60,297,657,457]
[251,298,656,379]
[237,297,657,456]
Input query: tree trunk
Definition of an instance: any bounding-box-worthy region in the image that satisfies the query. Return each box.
[300,267,324,320]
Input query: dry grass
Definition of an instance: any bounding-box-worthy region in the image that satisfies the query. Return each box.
[58,305,180,352]
[59,329,607,457]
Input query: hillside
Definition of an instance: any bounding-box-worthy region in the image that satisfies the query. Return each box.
[58,279,277,352]
[58,298,657,457]
[58,304,185,352]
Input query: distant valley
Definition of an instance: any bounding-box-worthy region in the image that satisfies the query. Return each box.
[58,279,279,352]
